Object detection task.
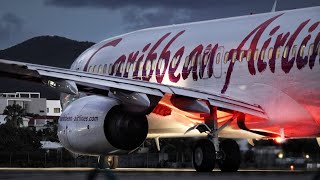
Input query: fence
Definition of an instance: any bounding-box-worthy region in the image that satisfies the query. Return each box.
[0,150,192,168]
[0,150,74,167]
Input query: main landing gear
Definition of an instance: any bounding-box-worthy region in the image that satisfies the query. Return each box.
[187,107,241,172]
[193,139,240,172]
[98,155,119,169]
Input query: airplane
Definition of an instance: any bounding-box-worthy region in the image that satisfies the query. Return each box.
[0,5,319,172]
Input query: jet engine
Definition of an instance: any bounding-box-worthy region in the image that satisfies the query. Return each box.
[57,95,148,155]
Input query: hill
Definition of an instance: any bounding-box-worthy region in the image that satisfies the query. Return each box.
[0,36,95,99]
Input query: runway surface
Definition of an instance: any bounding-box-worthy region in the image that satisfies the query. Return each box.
[0,168,319,180]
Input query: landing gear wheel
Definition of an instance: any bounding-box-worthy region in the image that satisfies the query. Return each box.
[193,139,216,172]
[218,139,241,172]
[98,155,119,169]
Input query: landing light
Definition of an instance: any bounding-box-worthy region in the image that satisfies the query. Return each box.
[305,154,310,159]
[274,137,284,144]
[48,80,56,87]
[290,165,294,171]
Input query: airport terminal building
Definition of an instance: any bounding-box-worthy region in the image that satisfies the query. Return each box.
[0,92,61,130]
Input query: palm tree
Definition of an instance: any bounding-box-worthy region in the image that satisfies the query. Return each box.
[3,103,26,128]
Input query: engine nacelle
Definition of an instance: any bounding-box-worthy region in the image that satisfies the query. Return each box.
[58,95,148,155]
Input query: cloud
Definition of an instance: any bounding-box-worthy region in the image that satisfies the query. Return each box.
[44,0,265,30]
[0,13,24,41]
[45,0,234,9]
[122,7,192,30]
[44,0,320,10]
[45,0,320,30]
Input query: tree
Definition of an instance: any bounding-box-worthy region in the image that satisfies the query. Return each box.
[0,124,41,151]
[3,103,26,128]
[0,104,41,152]
[42,121,59,142]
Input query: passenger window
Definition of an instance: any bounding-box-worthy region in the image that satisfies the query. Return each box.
[224,52,229,64]
[126,63,131,72]
[108,64,113,74]
[260,48,265,60]
[300,45,306,57]
[146,60,151,71]
[232,51,237,63]
[292,45,297,57]
[254,49,259,61]
[103,64,108,74]
[133,62,137,71]
[197,55,202,66]
[198,55,202,66]
[98,65,103,74]
[184,56,190,68]
[113,64,118,73]
[88,66,92,72]
[116,62,122,73]
[93,65,96,73]
[318,43,320,55]
[276,47,281,59]
[268,48,273,60]
[120,62,124,73]
[246,50,251,61]
[140,61,144,71]
[308,43,314,57]
[158,59,163,70]
[152,60,157,70]
[239,50,244,62]
[283,46,289,58]
[216,53,221,64]
[172,57,177,68]
[191,55,196,66]
[204,54,209,65]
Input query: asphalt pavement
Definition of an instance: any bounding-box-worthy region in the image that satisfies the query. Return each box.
[0,168,319,180]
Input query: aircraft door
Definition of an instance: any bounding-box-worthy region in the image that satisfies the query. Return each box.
[200,45,212,79]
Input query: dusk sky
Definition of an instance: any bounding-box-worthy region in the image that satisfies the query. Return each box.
[0,0,319,49]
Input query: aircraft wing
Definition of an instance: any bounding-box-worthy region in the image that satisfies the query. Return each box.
[0,59,267,119]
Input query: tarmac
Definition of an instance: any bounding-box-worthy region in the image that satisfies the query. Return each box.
[0,168,319,180]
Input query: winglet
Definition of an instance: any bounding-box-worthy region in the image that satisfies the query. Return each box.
[271,0,277,12]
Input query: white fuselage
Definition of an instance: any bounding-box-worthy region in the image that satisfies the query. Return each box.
[67,7,320,138]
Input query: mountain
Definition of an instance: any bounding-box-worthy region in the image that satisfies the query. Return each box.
[0,36,95,99]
